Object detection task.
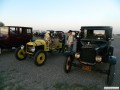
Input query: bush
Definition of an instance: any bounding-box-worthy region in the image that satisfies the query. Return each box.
[0,22,5,26]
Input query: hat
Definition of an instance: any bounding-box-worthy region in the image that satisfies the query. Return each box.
[68,30,72,33]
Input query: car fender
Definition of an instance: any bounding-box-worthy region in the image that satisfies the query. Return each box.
[108,56,117,64]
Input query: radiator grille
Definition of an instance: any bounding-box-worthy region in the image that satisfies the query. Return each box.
[26,45,33,53]
[80,48,96,63]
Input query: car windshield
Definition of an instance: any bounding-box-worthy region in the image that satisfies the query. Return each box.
[82,30,106,40]
[0,27,8,35]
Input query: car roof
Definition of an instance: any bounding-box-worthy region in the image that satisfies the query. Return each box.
[55,31,63,32]
[81,26,112,30]
[46,30,54,32]
[73,31,79,32]
[1,26,32,28]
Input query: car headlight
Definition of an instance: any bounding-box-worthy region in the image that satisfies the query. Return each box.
[95,55,102,62]
[21,45,24,50]
[31,47,35,52]
[75,53,80,59]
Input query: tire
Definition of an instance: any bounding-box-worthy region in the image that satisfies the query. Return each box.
[15,47,27,60]
[34,51,46,66]
[107,64,115,86]
[64,55,72,73]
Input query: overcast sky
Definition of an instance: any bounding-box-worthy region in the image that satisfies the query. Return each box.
[0,0,120,33]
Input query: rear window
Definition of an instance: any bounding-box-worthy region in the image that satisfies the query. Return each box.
[27,29,32,34]
[83,30,106,40]
[94,30,105,36]
[0,27,8,34]
[22,28,32,35]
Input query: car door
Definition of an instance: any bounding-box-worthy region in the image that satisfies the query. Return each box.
[21,27,33,45]
[9,27,21,47]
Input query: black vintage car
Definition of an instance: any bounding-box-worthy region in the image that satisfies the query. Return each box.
[0,26,33,54]
[54,31,63,38]
[64,26,117,86]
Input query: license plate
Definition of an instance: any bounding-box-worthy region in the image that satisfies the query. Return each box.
[82,65,92,71]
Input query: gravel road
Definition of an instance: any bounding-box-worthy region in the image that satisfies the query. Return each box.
[0,37,120,90]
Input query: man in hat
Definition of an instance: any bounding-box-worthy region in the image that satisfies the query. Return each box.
[67,30,74,52]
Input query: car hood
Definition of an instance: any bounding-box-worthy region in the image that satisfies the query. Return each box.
[27,39,46,46]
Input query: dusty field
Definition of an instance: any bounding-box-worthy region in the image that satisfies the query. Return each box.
[0,37,120,90]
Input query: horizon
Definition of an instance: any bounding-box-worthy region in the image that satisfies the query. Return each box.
[0,0,120,34]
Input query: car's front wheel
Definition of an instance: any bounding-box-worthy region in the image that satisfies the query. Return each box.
[64,55,72,73]
[34,51,46,66]
[15,47,27,60]
[107,64,115,86]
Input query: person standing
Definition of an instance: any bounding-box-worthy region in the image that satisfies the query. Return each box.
[67,30,74,52]
[61,32,65,53]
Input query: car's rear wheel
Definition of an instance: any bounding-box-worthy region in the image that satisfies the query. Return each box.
[64,56,72,73]
[107,64,115,86]
[15,47,27,60]
[34,51,46,66]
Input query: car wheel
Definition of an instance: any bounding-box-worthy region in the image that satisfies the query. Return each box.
[15,47,27,60]
[107,64,115,86]
[34,51,46,66]
[64,56,72,73]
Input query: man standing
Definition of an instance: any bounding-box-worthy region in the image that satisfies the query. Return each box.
[67,30,74,52]
[59,32,65,53]
[61,32,65,53]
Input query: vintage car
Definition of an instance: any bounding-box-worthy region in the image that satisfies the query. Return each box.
[0,26,33,54]
[64,26,117,86]
[54,31,64,37]
[54,31,64,41]
[15,30,63,66]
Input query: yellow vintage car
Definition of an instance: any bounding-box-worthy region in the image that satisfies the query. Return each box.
[15,31,62,66]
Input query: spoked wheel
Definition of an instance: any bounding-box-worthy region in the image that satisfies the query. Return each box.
[107,64,115,86]
[34,51,46,66]
[64,55,72,73]
[15,47,27,60]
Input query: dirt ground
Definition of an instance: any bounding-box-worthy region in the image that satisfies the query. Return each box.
[0,37,120,90]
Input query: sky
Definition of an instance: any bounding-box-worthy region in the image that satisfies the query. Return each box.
[0,0,120,33]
